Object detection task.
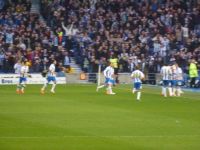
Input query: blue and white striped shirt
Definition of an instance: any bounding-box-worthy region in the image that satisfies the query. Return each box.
[131,70,145,83]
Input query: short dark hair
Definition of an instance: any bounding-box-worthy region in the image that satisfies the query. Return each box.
[135,65,140,70]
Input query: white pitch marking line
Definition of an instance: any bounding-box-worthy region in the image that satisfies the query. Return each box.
[0,135,200,139]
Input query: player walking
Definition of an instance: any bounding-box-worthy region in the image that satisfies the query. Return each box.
[131,66,145,101]
[174,63,184,96]
[41,60,57,94]
[16,60,29,94]
[160,64,172,97]
[101,62,116,95]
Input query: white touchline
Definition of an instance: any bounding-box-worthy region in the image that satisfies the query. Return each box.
[0,135,200,139]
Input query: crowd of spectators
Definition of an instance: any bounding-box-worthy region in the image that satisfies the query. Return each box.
[0,0,71,74]
[0,0,200,78]
[40,0,200,75]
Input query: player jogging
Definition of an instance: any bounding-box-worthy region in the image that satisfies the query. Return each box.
[41,60,57,94]
[99,62,116,95]
[160,64,172,97]
[171,64,178,96]
[131,66,145,101]
[174,63,184,96]
[16,60,29,94]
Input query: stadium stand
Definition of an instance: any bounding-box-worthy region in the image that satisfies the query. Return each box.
[40,0,199,74]
[0,0,72,74]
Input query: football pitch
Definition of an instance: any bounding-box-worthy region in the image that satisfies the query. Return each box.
[0,84,200,150]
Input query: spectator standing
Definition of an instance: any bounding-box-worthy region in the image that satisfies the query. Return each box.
[189,59,199,88]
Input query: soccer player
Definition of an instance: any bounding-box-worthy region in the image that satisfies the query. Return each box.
[160,64,172,97]
[131,66,145,101]
[14,60,21,74]
[175,63,184,96]
[41,60,57,94]
[97,62,116,94]
[16,60,29,94]
[171,64,178,96]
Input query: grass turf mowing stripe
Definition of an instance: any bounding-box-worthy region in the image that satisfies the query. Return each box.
[0,135,200,139]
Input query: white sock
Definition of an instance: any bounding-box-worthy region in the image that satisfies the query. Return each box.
[132,88,136,93]
[17,84,21,90]
[98,85,105,89]
[21,84,25,92]
[162,87,164,95]
[137,91,141,100]
[106,86,111,94]
[42,83,47,90]
[163,87,167,97]
[109,86,113,94]
[177,87,181,96]
[173,88,176,96]
[21,87,24,92]
[51,83,56,91]
[168,87,172,96]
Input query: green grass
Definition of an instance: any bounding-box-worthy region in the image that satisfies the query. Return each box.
[0,84,200,150]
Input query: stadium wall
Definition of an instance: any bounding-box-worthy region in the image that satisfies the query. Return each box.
[0,74,66,85]
[67,73,161,85]
[0,73,153,85]
[0,73,163,85]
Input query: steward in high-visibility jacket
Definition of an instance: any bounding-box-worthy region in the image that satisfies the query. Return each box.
[189,59,199,88]
[189,62,198,78]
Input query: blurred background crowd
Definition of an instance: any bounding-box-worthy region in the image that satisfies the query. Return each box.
[0,0,199,81]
